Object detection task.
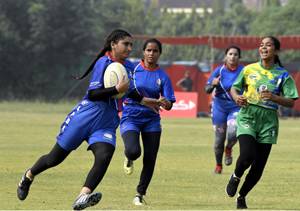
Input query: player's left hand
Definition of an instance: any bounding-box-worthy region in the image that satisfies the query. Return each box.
[141,97,161,113]
[260,90,273,101]
[159,97,172,110]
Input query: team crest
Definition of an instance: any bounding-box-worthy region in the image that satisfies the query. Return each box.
[258,84,268,93]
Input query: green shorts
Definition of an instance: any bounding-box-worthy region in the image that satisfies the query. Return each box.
[237,104,278,144]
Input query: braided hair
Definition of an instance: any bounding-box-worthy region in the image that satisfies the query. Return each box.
[75,29,132,80]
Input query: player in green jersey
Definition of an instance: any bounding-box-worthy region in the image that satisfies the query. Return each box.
[225,36,299,209]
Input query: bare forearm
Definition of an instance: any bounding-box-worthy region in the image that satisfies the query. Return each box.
[271,95,295,108]
[230,87,239,102]
[260,90,295,108]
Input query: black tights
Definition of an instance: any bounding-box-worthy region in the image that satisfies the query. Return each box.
[122,131,161,195]
[234,135,272,197]
[30,143,70,175]
[30,142,115,192]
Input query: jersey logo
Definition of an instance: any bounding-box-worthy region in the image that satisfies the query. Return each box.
[156,78,161,86]
[90,81,100,86]
[104,133,113,140]
[241,123,250,129]
[269,129,276,137]
[248,73,258,80]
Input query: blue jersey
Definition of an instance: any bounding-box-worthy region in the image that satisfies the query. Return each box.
[207,64,244,125]
[83,54,134,111]
[207,64,244,107]
[120,61,175,134]
[57,54,134,150]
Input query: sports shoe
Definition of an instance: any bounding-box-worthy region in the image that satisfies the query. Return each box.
[214,164,222,174]
[17,170,33,200]
[72,192,102,210]
[226,174,240,197]
[224,147,233,166]
[123,157,134,175]
[133,194,146,206]
[236,195,247,209]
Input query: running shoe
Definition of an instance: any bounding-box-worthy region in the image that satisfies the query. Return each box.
[72,192,102,210]
[226,174,240,197]
[214,164,222,174]
[17,170,33,200]
[123,157,134,175]
[237,195,247,209]
[133,194,146,206]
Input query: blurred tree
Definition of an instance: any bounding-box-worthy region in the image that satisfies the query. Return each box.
[0,0,34,99]
[250,0,300,62]
[262,0,281,8]
[27,0,103,100]
[0,0,106,100]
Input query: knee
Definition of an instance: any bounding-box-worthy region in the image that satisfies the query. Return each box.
[101,150,115,162]
[227,133,237,146]
[125,148,141,160]
[214,126,226,149]
[239,156,254,168]
[248,167,264,182]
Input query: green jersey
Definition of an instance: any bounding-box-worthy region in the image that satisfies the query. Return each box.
[233,62,299,110]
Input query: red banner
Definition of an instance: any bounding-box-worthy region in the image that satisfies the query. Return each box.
[161,92,198,118]
[134,35,300,50]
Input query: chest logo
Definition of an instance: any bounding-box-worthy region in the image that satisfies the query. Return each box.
[157,78,161,86]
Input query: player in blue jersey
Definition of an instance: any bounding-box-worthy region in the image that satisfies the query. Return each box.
[120,38,176,205]
[205,46,244,174]
[16,29,133,210]
[226,36,298,209]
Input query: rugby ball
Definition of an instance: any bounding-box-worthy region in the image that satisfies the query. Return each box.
[103,62,128,99]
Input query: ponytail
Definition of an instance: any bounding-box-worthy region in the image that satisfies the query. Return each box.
[74,29,132,80]
[274,55,283,68]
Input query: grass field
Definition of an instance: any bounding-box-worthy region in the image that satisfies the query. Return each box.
[0,101,299,210]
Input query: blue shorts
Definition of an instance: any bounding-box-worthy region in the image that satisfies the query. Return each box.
[57,100,120,151]
[211,98,240,125]
[120,116,161,135]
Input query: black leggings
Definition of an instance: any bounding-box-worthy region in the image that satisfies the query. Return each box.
[122,131,161,195]
[30,142,115,192]
[234,135,272,197]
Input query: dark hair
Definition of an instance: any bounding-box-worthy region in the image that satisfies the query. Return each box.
[225,45,241,58]
[75,29,132,80]
[143,38,162,54]
[262,36,283,67]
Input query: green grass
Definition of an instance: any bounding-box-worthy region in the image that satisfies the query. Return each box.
[0,101,299,210]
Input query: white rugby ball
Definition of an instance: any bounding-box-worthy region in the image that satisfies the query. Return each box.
[103,62,128,99]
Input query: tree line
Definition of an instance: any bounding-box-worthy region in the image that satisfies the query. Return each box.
[1,0,299,100]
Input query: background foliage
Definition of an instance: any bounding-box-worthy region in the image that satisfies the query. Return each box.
[1,0,300,100]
